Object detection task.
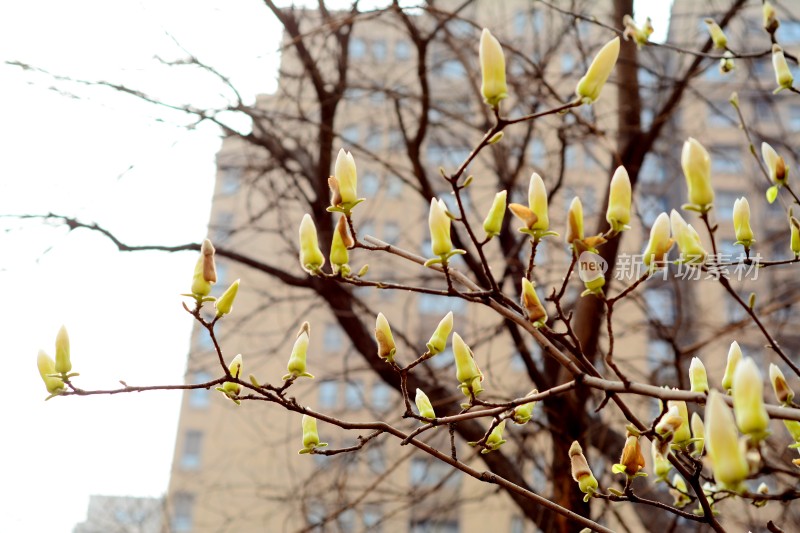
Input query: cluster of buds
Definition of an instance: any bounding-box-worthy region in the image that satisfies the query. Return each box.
[37,325,78,399]
[298,413,328,454]
[622,15,653,48]
[470,420,507,454]
[283,322,315,381]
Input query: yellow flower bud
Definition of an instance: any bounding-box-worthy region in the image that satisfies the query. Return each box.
[670,474,691,508]
[690,357,709,394]
[763,1,779,33]
[482,420,507,454]
[375,312,396,363]
[691,412,705,456]
[655,404,685,452]
[722,342,742,393]
[578,253,605,296]
[791,214,800,257]
[283,323,314,380]
[330,216,353,274]
[191,239,217,296]
[622,15,653,49]
[670,210,707,264]
[719,51,735,74]
[512,389,538,425]
[479,28,508,108]
[298,413,328,454]
[521,278,547,327]
[772,44,794,93]
[37,350,64,396]
[575,37,620,104]
[643,212,673,267]
[453,332,483,398]
[483,190,507,238]
[669,400,692,446]
[651,442,672,480]
[732,357,770,442]
[762,142,788,185]
[704,19,728,50]
[615,434,645,476]
[508,203,538,231]
[606,166,632,233]
[415,388,436,420]
[681,138,714,212]
[299,214,325,274]
[215,279,240,317]
[218,353,243,403]
[333,148,358,206]
[54,325,71,374]
[784,419,800,442]
[566,197,584,245]
[426,311,453,355]
[570,441,598,498]
[769,363,794,404]
[732,197,755,248]
[528,173,550,232]
[705,390,749,490]
[429,198,454,257]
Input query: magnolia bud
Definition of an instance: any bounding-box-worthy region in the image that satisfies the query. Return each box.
[655,405,685,452]
[54,325,72,374]
[719,51,735,74]
[512,389,538,425]
[772,44,794,93]
[481,420,507,454]
[333,148,358,206]
[606,166,632,233]
[299,214,325,274]
[191,239,217,296]
[651,442,672,480]
[614,434,645,476]
[426,311,453,355]
[429,198,454,257]
[681,138,714,213]
[732,357,770,442]
[691,412,705,456]
[521,278,547,327]
[528,173,550,232]
[622,15,653,48]
[578,254,605,296]
[330,216,352,274]
[508,203,538,231]
[690,357,709,394]
[415,388,436,420]
[704,19,728,50]
[479,29,508,108]
[791,214,800,257]
[762,142,788,185]
[566,197,584,245]
[643,212,673,267]
[769,363,795,404]
[732,197,755,248]
[670,475,691,508]
[483,190,507,238]
[763,1,779,34]
[576,37,620,104]
[453,332,483,399]
[783,419,800,443]
[215,279,240,317]
[570,441,598,498]
[670,210,707,264]
[375,313,396,363]
[298,413,328,454]
[218,353,243,403]
[669,400,692,446]
[283,323,314,380]
[722,342,742,393]
[37,350,64,396]
[705,390,748,490]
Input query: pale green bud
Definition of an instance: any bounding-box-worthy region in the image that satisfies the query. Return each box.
[54,325,71,374]
[681,138,714,212]
[218,353,243,402]
[732,198,755,248]
[670,400,692,446]
[704,19,728,50]
[453,332,483,398]
[769,363,794,404]
[191,239,217,296]
[299,214,325,274]
[655,405,685,452]
[722,341,742,393]
[615,435,645,476]
[606,166,632,233]
[772,44,794,93]
[426,311,453,355]
[651,442,672,480]
[719,51,735,74]
[570,441,598,498]
[670,210,707,264]
[215,279,240,317]
[333,148,358,206]
[783,419,800,442]
[512,389,538,424]
[622,15,653,48]
[690,357,709,394]
[283,323,314,380]
[705,391,749,490]
[528,172,549,232]
[691,412,705,456]
[298,413,328,454]
[521,278,547,327]
[762,142,788,185]
[482,420,507,453]
[415,388,436,419]
[375,313,396,363]
[429,198,454,257]
[670,474,691,508]
[764,1,779,33]
[643,213,673,267]
[479,29,508,108]
[732,357,770,442]
[330,216,353,274]
[575,37,620,104]
[37,350,64,396]
[483,190,507,238]
[566,197,584,245]
[791,214,800,257]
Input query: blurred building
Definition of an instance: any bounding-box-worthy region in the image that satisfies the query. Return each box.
[164,1,800,531]
[73,495,164,533]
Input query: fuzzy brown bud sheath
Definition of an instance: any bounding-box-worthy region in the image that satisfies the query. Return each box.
[570,441,598,497]
[617,435,645,476]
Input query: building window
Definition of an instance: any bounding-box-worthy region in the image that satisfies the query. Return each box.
[350,38,367,59]
[342,125,359,145]
[387,175,403,197]
[219,167,241,195]
[560,53,575,72]
[383,222,400,245]
[319,381,339,409]
[370,90,385,105]
[180,430,203,470]
[564,145,579,169]
[366,443,386,473]
[645,289,675,325]
[365,126,382,151]
[710,146,742,174]
[338,509,357,532]
[210,212,234,242]
[395,40,411,61]
[639,154,665,184]
[418,293,466,315]
[363,504,383,532]
[410,518,460,533]
[439,59,466,78]
[638,194,667,226]
[189,372,212,409]
[410,457,461,488]
[647,338,677,385]
[529,139,546,164]
[361,171,380,197]
[171,493,194,532]
[345,379,364,409]
[372,39,387,61]
[371,382,393,411]
[715,190,738,221]
[324,323,343,351]
[707,101,733,128]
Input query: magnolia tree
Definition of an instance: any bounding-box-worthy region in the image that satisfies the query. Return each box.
[26,1,800,532]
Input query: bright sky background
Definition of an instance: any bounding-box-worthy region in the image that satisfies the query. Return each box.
[0,1,670,531]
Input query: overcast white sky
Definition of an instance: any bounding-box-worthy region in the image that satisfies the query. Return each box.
[0,1,670,531]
